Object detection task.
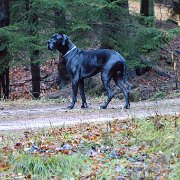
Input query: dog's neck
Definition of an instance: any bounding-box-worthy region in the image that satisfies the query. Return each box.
[57,39,75,56]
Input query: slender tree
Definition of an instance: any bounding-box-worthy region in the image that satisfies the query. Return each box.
[140,0,154,16]
[0,0,10,99]
[171,0,180,23]
[54,9,70,88]
[25,0,40,99]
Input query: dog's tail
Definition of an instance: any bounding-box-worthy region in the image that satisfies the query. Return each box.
[123,62,131,93]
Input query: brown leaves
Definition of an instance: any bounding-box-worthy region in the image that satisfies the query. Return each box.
[0,115,179,179]
[14,142,24,150]
[9,60,59,99]
[0,161,10,172]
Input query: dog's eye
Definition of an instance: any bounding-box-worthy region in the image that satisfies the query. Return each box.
[52,34,57,39]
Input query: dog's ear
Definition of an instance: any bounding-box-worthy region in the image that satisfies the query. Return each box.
[62,34,69,45]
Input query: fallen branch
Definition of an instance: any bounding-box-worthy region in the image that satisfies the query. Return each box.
[152,66,174,79]
[140,55,174,79]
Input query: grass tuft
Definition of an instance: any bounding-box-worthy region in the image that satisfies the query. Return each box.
[0,115,179,179]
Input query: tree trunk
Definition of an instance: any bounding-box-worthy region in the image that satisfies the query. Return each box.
[30,50,40,99]
[54,10,70,88]
[26,0,41,99]
[0,0,10,99]
[0,67,9,99]
[57,55,69,88]
[140,0,154,16]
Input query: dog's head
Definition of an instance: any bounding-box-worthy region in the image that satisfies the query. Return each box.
[47,34,69,51]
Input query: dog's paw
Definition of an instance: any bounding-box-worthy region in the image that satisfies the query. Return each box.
[124,104,130,109]
[99,105,107,109]
[81,104,88,109]
[66,105,74,109]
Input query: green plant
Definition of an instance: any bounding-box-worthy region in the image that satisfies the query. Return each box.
[134,116,179,154]
[151,91,166,100]
[138,15,155,27]
[12,153,91,179]
[1,115,179,179]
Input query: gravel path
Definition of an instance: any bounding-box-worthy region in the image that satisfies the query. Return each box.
[0,98,179,131]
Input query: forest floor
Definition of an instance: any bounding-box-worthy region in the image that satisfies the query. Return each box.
[0,98,179,179]
[0,97,179,131]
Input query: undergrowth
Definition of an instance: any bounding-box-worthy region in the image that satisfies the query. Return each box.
[11,154,90,179]
[0,115,179,179]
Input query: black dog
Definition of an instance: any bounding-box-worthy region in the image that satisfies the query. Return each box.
[48,34,131,109]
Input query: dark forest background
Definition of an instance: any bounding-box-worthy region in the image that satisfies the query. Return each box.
[0,0,179,100]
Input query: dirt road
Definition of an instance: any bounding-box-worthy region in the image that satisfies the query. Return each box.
[0,98,179,131]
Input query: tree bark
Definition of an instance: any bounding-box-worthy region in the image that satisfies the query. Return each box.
[30,50,40,99]
[54,10,70,88]
[57,55,69,88]
[140,0,154,16]
[26,0,41,99]
[0,0,10,99]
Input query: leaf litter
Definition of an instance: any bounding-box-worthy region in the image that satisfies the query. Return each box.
[0,115,179,179]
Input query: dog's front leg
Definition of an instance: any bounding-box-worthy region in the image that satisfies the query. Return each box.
[79,79,88,108]
[67,79,79,109]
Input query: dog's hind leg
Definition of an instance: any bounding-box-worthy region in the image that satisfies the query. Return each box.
[79,79,88,108]
[113,74,130,109]
[123,64,132,92]
[100,72,114,109]
[123,77,132,93]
